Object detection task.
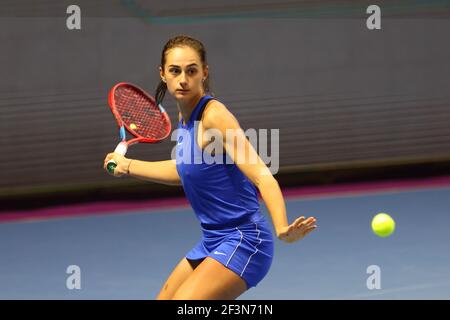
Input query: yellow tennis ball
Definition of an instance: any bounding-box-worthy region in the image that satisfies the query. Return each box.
[371,213,395,237]
[130,123,137,130]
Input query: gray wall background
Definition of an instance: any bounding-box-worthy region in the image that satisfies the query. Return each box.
[1,0,450,197]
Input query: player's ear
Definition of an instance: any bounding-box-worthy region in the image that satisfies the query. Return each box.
[203,65,209,81]
[159,66,166,83]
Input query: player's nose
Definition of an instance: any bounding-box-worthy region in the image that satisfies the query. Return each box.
[179,71,188,85]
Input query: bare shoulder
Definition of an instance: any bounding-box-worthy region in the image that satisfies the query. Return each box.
[202,99,238,130]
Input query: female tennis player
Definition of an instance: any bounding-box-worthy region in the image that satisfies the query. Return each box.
[103,35,317,300]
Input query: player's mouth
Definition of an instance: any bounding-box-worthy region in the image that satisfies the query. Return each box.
[176,89,189,93]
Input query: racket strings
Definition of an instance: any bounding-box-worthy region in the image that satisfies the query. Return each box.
[115,86,169,139]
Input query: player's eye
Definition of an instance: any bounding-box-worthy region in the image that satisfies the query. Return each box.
[169,68,180,74]
[187,68,198,75]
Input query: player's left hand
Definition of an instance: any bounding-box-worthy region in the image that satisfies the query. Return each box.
[277,216,317,243]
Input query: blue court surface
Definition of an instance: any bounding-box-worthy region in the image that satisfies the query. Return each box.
[1,185,450,300]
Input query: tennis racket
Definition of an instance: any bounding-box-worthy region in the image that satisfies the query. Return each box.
[106,82,171,174]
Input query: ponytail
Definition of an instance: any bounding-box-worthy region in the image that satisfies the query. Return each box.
[155,80,167,106]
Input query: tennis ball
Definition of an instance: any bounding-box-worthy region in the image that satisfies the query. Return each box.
[130,123,137,130]
[371,213,395,237]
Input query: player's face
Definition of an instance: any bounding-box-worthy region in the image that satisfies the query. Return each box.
[160,46,208,101]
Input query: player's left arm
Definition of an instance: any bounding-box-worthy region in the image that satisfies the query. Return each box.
[202,101,317,243]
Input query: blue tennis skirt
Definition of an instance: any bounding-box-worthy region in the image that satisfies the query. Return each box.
[186,214,274,289]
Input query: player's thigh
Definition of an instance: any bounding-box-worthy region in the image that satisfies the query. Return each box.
[172,257,247,300]
[156,257,203,300]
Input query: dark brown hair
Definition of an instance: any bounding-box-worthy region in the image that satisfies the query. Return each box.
[155,35,211,105]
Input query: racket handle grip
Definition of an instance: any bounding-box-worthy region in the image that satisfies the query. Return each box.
[107,142,128,174]
[106,161,117,174]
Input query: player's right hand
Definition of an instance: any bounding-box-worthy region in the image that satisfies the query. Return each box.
[103,152,130,177]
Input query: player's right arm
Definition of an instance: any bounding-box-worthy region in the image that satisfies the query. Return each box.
[103,111,183,184]
[103,153,181,186]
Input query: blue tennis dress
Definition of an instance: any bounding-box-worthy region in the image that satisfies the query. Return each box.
[175,95,274,289]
